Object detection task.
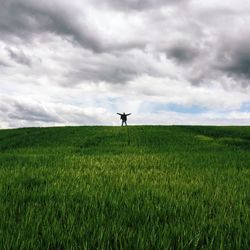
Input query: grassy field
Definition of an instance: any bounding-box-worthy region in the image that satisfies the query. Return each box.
[0,125,249,249]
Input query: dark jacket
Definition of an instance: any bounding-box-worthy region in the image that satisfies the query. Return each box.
[117,113,131,121]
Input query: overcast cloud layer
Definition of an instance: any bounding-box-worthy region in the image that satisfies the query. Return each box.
[1,0,250,128]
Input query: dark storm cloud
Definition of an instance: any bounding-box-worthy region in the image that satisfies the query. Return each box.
[0,0,151,53]
[7,48,31,66]
[97,0,186,11]
[0,96,107,127]
[213,36,250,85]
[70,65,138,84]
[9,100,63,123]
[66,51,165,85]
[166,44,199,64]
[219,46,250,80]
[226,56,250,79]
[0,0,104,52]
[0,96,62,124]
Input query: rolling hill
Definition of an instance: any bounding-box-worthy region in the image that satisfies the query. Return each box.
[0,126,249,249]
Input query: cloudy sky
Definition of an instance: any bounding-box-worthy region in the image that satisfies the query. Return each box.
[1,0,250,128]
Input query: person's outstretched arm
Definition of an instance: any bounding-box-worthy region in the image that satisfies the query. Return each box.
[126,113,132,116]
[117,113,122,115]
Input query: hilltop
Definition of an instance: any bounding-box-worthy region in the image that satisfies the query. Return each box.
[0,126,249,249]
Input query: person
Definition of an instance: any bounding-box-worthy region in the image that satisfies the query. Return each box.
[117,112,132,126]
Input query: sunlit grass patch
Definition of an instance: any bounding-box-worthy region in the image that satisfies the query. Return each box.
[217,137,250,146]
[195,135,214,141]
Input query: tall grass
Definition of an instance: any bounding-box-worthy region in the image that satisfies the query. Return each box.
[0,126,249,249]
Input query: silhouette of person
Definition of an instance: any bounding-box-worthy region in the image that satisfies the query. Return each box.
[117,112,132,126]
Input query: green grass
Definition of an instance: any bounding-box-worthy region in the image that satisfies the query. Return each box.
[0,125,249,249]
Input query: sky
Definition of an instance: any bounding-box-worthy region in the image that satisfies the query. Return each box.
[1,0,250,128]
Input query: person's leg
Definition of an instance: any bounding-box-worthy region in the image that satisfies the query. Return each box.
[121,121,124,126]
[125,121,127,126]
